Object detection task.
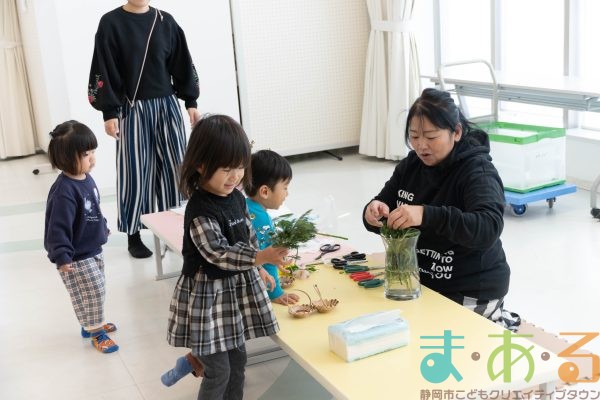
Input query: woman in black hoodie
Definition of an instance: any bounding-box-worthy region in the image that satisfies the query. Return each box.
[363,88,520,331]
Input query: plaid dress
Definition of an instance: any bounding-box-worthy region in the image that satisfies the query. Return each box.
[167,191,279,356]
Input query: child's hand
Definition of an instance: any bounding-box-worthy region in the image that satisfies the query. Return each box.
[256,246,289,267]
[277,264,291,274]
[258,268,275,292]
[58,263,73,273]
[272,292,300,305]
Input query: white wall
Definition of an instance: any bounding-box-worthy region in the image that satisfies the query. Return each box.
[566,134,600,190]
[231,0,369,156]
[18,0,239,193]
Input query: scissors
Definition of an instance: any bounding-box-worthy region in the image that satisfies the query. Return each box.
[314,243,341,260]
[351,272,384,282]
[342,251,367,261]
[330,258,364,269]
[344,265,384,274]
[358,278,384,288]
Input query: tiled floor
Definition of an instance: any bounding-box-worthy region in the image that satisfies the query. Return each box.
[0,149,599,399]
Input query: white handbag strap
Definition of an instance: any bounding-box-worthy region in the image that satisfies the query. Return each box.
[127,8,162,107]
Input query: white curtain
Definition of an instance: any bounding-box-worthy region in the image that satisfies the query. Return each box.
[359,0,420,160]
[0,0,36,159]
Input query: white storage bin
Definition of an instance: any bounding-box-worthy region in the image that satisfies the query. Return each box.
[482,122,566,193]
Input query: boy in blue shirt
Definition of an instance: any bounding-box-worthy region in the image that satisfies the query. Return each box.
[244,150,300,305]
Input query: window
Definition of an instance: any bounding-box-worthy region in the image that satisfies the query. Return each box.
[579,0,600,130]
[438,0,490,64]
[499,0,563,77]
[424,0,596,129]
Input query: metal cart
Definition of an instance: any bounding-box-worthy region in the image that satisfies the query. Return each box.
[504,183,577,216]
[437,60,577,216]
[591,174,600,219]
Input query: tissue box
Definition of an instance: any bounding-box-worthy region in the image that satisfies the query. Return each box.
[328,310,409,362]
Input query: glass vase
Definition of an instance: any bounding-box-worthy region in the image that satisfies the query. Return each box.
[381,229,421,300]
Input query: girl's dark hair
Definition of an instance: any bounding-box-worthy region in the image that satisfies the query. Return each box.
[243,149,292,196]
[404,88,484,146]
[179,114,251,198]
[47,120,98,175]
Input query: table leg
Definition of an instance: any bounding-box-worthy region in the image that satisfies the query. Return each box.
[153,234,164,280]
[153,235,180,280]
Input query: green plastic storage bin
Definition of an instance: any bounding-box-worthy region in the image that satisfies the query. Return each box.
[479,122,566,193]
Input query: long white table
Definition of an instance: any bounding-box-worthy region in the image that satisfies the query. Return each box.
[140,211,183,281]
[424,68,600,112]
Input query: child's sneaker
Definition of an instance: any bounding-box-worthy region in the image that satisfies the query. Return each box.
[90,331,119,354]
[81,323,117,338]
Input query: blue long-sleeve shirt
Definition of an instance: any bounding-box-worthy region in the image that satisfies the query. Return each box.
[246,198,284,299]
[44,173,109,268]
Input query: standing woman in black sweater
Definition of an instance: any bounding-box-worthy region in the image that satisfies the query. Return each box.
[88,0,200,258]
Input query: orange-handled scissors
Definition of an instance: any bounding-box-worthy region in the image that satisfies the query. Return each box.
[350,272,384,281]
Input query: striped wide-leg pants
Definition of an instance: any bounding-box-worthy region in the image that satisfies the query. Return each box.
[117,95,186,234]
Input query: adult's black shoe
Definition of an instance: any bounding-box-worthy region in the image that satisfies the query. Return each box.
[128,231,153,258]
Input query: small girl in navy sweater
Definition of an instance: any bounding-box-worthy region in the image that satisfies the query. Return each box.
[44,120,118,353]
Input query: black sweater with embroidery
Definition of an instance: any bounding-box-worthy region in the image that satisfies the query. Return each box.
[363,131,510,301]
[88,6,199,121]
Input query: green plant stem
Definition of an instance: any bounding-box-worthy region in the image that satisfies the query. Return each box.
[383,235,419,291]
[316,232,348,240]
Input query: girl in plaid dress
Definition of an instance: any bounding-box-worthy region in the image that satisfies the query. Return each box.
[44,121,118,353]
[163,115,288,399]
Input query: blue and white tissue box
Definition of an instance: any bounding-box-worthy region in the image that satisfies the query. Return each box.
[328,310,409,362]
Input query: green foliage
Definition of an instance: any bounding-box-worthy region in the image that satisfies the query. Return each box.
[284,263,317,274]
[270,209,318,249]
[380,219,420,239]
[380,220,420,290]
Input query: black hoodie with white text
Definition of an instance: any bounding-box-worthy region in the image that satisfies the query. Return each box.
[363,130,510,301]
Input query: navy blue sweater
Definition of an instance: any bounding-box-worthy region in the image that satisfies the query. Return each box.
[44,174,109,268]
